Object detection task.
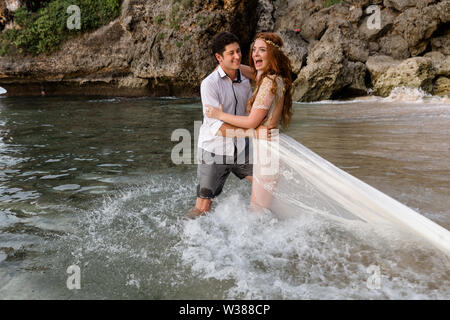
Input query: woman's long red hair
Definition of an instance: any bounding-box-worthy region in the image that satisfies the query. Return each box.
[247,32,293,129]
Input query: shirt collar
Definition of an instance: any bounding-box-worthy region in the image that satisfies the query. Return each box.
[217,65,227,78]
[217,65,241,82]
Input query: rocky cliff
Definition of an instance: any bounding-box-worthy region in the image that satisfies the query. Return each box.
[0,0,449,100]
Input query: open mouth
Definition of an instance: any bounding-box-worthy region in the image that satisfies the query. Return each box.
[255,59,263,67]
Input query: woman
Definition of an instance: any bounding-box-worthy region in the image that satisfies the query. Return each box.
[205,32,293,211]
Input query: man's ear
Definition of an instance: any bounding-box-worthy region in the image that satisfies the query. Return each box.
[215,53,222,63]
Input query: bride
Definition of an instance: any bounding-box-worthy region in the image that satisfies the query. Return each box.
[205,33,450,257]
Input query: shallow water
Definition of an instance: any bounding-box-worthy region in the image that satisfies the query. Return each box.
[0,91,449,299]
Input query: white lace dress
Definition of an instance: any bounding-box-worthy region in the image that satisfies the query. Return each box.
[251,75,285,210]
[251,75,285,128]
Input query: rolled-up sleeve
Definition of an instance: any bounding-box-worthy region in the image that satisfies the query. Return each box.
[200,79,223,136]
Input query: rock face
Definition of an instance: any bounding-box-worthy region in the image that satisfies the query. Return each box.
[0,0,259,96]
[293,19,368,101]
[272,0,449,99]
[0,0,449,99]
[367,56,435,96]
[433,76,450,95]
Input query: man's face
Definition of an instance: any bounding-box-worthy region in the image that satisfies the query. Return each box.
[215,42,242,70]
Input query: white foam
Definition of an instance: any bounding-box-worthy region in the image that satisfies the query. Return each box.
[0,87,6,95]
[179,190,450,299]
[55,172,449,299]
[52,184,80,191]
[382,87,447,103]
[294,87,449,106]
[87,98,118,103]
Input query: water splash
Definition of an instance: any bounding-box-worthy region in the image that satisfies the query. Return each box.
[295,87,449,105]
[38,168,448,299]
[179,192,450,299]
[383,87,445,103]
[54,172,212,299]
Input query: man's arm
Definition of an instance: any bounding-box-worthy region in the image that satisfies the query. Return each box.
[200,79,224,136]
[240,64,256,81]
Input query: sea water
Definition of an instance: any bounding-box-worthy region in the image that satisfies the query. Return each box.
[0,90,449,299]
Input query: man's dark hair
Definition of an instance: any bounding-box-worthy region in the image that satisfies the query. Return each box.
[211,32,240,57]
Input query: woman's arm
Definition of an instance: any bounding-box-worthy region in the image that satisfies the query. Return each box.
[205,76,275,129]
[217,123,273,139]
[240,64,256,81]
[207,104,268,129]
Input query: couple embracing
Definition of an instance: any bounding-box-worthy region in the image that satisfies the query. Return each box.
[187,31,293,218]
[185,32,450,259]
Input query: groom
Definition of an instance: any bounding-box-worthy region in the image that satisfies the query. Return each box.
[187,32,268,218]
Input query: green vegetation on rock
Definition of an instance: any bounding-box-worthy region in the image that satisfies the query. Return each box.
[324,0,344,8]
[0,0,120,56]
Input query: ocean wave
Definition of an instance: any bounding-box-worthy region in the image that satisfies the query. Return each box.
[179,191,450,299]
[383,87,449,103]
[43,169,450,299]
[87,98,119,103]
[294,87,449,105]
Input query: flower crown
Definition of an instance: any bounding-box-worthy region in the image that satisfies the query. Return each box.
[256,38,281,49]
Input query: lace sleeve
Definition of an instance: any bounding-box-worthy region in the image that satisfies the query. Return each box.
[252,77,275,110]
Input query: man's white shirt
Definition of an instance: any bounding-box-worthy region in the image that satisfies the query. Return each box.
[198,66,253,158]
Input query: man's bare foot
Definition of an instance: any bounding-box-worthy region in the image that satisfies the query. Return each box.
[185,207,206,219]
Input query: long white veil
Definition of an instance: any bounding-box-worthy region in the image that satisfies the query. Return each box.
[251,133,450,257]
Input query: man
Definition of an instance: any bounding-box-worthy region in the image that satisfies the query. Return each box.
[187,32,268,218]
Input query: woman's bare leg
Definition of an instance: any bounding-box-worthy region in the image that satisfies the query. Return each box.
[250,178,273,213]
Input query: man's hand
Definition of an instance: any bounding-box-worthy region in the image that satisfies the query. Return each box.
[256,124,278,140]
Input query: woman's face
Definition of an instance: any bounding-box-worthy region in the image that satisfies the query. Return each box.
[252,39,269,71]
